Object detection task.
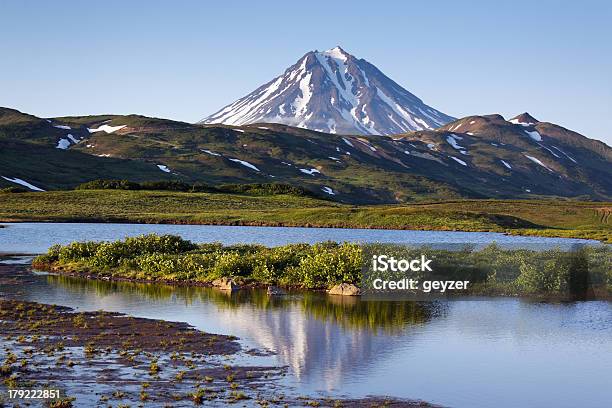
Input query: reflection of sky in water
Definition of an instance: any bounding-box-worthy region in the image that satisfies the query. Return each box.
[6,273,611,408]
[0,222,604,254]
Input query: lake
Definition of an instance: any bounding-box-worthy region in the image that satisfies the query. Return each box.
[0,222,604,254]
[1,223,611,407]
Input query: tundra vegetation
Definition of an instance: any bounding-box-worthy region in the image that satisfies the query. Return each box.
[1,188,610,243]
[32,235,611,297]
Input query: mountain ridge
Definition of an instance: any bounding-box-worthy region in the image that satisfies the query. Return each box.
[1,106,611,203]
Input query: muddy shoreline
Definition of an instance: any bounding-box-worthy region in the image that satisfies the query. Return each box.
[0,264,441,407]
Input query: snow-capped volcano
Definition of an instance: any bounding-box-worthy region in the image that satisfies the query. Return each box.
[200,46,455,135]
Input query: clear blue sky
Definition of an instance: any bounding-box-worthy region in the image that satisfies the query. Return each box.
[1,0,611,145]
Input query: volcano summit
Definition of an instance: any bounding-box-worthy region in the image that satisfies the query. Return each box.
[201,46,455,135]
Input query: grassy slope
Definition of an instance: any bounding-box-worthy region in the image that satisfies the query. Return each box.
[0,143,173,189]
[0,190,610,242]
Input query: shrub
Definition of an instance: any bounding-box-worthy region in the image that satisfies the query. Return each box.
[209,251,254,278]
[0,186,28,193]
[285,242,362,288]
[134,252,217,280]
[139,180,198,192]
[32,244,62,265]
[198,242,224,253]
[75,179,139,190]
[217,183,314,197]
[516,249,570,293]
[122,234,198,254]
[35,234,198,268]
[74,179,315,197]
[58,241,102,263]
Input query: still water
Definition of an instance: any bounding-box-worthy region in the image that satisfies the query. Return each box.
[0,222,604,253]
[1,223,611,407]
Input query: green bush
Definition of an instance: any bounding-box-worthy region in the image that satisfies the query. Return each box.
[514,248,597,294]
[75,179,140,190]
[88,235,198,267]
[284,242,362,288]
[218,183,313,197]
[58,241,102,263]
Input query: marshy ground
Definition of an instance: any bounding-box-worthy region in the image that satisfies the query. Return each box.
[1,191,610,243]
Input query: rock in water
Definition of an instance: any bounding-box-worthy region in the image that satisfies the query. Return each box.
[328,283,361,296]
[212,278,239,291]
[266,286,287,296]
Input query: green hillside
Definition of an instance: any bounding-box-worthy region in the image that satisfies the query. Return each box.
[1,107,611,204]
